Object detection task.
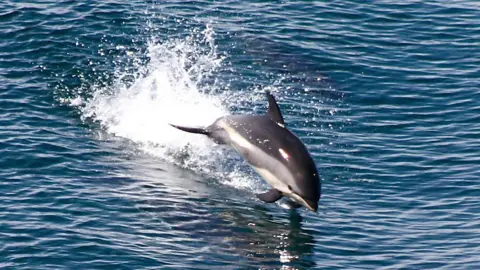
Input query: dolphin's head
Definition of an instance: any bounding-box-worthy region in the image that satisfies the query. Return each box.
[288,171,321,212]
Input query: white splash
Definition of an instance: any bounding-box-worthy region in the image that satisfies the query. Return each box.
[76,26,262,192]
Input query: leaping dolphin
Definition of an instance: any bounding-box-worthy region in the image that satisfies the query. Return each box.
[170,92,321,212]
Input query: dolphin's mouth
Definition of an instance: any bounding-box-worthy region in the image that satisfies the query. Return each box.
[289,193,318,212]
[304,199,318,212]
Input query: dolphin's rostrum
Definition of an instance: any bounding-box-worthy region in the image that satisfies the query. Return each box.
[170,92,321,212]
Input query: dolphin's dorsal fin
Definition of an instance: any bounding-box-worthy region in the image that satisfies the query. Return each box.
[266,91,285,127]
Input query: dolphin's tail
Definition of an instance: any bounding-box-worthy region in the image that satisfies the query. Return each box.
[169,124,209,135]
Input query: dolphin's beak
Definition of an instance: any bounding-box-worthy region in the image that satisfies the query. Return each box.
[290,193,319,212]
[304,199,318,212]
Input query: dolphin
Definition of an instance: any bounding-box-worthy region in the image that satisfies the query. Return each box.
[169,92,321,212]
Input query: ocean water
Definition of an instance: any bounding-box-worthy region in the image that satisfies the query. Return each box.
[1,0,479,269]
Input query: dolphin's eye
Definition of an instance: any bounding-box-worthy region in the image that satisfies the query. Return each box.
[288,185,292,191]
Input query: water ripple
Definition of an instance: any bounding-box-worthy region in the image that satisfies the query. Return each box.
[1,0,480,269]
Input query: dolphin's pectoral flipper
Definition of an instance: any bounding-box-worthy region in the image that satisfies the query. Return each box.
[169,124,209,135]
[256,189,283,203]
[266,91,285,127]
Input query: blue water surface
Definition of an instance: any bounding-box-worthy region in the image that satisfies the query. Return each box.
[1,1,479,269]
